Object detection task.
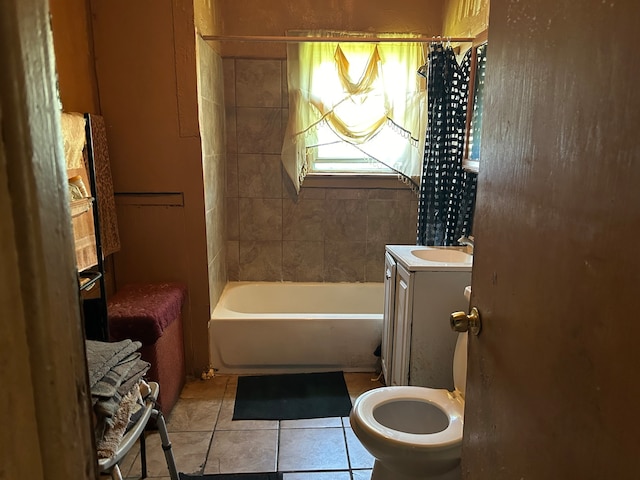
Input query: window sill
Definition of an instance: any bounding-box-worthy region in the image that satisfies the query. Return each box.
[303,173,415,190]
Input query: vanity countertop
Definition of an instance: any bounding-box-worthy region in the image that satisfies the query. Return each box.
[386,245,473,272]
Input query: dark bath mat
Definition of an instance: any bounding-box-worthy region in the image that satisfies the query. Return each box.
[179,473,283,480]
[233,371,353,421]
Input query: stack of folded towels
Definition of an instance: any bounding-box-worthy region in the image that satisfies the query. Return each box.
[85,339,151,458]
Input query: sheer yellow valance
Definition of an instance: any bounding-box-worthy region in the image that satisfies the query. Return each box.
[281,30,428,192]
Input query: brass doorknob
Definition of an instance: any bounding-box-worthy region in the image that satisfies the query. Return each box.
[450,307,482,336]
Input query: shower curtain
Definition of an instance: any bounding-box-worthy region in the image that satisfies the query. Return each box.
[416,43,478,246]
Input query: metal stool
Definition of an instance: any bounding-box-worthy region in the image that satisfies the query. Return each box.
[98,382,178,480]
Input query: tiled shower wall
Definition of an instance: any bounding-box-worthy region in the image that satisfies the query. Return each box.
[224,58,418,283]
[197,37,228,310]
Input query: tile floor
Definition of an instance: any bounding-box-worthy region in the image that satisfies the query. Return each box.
[117,373,384,480]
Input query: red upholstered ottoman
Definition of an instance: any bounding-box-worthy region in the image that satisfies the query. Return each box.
[107,283,186,415]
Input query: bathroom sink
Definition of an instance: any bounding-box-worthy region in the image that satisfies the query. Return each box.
[410,248,471,263]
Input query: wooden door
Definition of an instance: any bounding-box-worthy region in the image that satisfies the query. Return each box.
[462,0,640,478]
[1,0,98,477]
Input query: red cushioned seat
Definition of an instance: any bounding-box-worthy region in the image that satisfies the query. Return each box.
[108,283,186,415]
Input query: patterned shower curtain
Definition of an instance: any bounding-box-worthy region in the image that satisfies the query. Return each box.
[416,43,478,246]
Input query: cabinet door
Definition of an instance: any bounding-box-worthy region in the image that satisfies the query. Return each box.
[390,264,412,386]
[381,252,396,384]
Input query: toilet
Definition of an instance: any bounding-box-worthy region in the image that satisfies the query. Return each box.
[350,332,467,480]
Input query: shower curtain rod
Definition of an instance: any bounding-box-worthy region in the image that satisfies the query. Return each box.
[202,34,475,44]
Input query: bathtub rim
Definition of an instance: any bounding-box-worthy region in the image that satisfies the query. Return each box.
[211,280,385,319]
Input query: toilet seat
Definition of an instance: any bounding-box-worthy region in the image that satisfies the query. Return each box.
[351,386,464,450]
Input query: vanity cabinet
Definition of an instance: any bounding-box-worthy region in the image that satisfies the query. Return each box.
[382,246,472,389]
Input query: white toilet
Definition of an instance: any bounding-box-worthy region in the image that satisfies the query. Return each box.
[350,332,467,480]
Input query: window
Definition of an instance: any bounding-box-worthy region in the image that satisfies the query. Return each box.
[281,31,427,192]
[314,124,393,174]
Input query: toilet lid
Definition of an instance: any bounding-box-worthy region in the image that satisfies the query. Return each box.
[453,332,468,397]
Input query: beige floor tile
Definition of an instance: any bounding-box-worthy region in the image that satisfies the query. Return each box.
[127,431,212,477]
[283,472,351,480]
[179,375,229,399]
[115,439,140,477]
[343,372,384,403]
[167,398,222,432]
[345,427,375,469]
[124,472,171,480]
[352,469,373,480]
[126,478,171,480]
[204,429,278,474]
[280,417,343,429]
[278,427,348,472]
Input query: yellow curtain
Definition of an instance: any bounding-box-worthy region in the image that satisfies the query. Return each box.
[281,30,427,192]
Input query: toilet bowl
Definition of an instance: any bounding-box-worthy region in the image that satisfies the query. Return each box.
[350,333,467,480]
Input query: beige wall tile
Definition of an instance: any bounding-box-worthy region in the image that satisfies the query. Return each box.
[367,189,398,200]
[203,153,222,212]
[364,241,387,282]
[324,242,366,282]
[223,58,235,107]
[366,199,412,244]
[226,197,239,241]
[197,40,227,363]
[226,153,239,198]
[282,241,325,282]
[283,198,325,241]
[237,153,283,198]
[326,188,367,200]
[226,240,239,281]
[208,251,227,311]
[212,103,227,156]
[236,107,282,154]
[281,60,288,109]
[225,106,237,154]
[235,59,282,107]
[238,198,282,241]
[239,241,283,281]
[324,199,367,242]
[298,187,327,200]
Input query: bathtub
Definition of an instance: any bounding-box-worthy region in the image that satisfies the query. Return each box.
[209,282,384,374]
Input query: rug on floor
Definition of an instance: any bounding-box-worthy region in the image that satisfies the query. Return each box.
[232,371,353,421]
[179,473,283,480]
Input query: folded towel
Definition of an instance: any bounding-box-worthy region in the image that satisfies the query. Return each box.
[86,339,142,388]
[86,339,151,443]
[117,358,150,397]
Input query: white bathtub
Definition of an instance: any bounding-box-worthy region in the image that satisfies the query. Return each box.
[209,282,384,374]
